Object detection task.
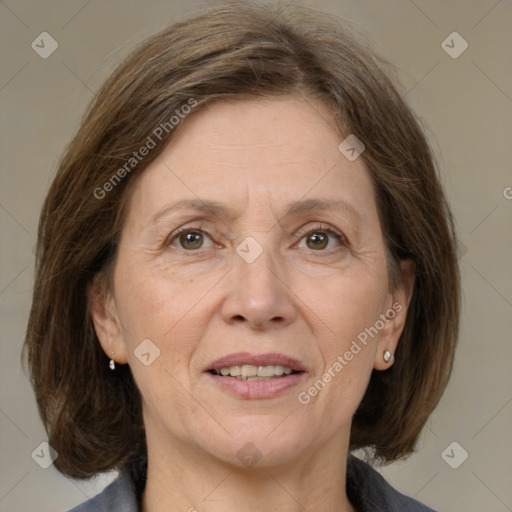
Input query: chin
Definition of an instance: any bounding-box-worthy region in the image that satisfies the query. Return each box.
[195,419,313,469]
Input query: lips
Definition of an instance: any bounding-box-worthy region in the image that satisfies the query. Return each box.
[205,352,307,399]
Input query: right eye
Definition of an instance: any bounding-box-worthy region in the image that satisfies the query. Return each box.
[165,226,216,251]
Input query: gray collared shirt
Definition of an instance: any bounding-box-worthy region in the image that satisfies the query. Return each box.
[67,455,437,511]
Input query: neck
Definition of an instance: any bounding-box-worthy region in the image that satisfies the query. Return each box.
[141,431,356,512]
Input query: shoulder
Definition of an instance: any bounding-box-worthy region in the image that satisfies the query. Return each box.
[346,454,438,512]
[66,471,138,512]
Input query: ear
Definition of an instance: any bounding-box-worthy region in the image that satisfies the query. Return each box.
[373,259,415,370]
[87,272,128,365]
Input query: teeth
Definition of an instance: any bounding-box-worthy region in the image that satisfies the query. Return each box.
[242,365,258,377]
[214,364,297,380]
[229,366,241,377]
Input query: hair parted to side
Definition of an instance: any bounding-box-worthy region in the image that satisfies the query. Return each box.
[23,1,460,479]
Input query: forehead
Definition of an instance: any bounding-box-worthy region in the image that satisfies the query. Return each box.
[125,97,378,229]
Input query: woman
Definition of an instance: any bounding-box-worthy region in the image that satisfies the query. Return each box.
[23,2,460,511]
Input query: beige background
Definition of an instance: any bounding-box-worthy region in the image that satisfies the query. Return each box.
[1,1,511,511]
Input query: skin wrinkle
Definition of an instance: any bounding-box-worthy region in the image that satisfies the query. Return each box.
[90,97,414,512]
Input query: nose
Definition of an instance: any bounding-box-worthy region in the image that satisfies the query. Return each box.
[221,237,297,331]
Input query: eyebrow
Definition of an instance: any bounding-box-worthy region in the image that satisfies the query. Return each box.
[148,197,362,227]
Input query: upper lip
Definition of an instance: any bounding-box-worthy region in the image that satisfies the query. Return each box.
[206,352,307,372]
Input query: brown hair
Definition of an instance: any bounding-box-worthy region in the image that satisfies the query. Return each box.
[23,1,460,479]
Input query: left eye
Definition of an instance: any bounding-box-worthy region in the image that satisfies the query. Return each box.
[166,225,346,252]
[295,226,346,251]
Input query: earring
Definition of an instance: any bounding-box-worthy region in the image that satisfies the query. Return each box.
[383,350,394,364]
[109,352,115,370]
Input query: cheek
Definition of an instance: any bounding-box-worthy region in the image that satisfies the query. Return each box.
[112,254,223,420]
[113,262,210,429]
[113,251,218,347]
[297,261,388,402]
[302,261,389,346]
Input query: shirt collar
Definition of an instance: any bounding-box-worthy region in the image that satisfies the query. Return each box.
[79,453,434,512]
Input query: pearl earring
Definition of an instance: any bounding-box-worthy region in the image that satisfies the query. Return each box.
[383,350,394,364]
[109,352,115,370]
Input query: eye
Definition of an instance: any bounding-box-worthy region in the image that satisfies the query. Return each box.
[165,223,348,253]
[166,226,214,251]
[295,223,348,252]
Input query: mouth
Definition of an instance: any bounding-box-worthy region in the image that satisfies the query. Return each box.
[204,352,307,399]
[208,364,301,381]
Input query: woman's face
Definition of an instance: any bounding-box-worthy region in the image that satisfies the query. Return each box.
[91,97,412,468]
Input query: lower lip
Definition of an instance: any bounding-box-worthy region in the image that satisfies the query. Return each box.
[205,372,306,399]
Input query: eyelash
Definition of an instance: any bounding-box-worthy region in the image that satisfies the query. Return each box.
[165,223,349,254]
